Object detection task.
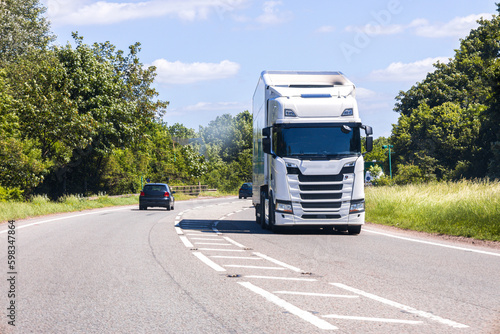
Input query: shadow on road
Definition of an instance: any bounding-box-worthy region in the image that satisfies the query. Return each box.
[177,219,355,236]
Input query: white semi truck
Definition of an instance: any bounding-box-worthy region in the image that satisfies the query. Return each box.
[252,71,373,234]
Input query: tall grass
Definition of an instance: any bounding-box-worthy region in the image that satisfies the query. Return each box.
[365,180,500,242]
[0,194,138,223]
[0,191,236,223]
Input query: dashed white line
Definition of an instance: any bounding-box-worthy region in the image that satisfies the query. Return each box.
[244,275,317,282]
[193,252,226,272]
[175,227,183,235]
[179,236,194,248]
[331,283,469,328]
[223,236,246,248]
[224,265,285,270]
[191,238,223,241]
[274,291,358,299]
[210,256,262,260]
[195,242,233,246]
[253,252,302,272]
[197,248,245,252]
[322,314,422,325]
[238,282,337,330]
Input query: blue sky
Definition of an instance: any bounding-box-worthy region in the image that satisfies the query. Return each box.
[43,0,497,138]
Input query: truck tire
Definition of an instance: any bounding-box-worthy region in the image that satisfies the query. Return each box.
[348,225,361,235]
[260,191,270,230]
[268,194,277,232]
[255,204,262,225]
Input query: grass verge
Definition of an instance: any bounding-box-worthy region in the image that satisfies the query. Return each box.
[0,191,238,223]
[0,195,139,223]
[365,180,500,242]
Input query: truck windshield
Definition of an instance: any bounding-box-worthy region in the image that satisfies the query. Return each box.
[273,124,361,159]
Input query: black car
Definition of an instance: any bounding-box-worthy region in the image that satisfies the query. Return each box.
[139,183,175,210]
[238,182,252,199]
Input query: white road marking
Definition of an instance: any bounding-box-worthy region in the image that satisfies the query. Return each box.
[238,282,337,330]
[245,275,317,282]
[179,236,194,248]
[274,291,358,299]
[253,252,302,272]
[175,227,183,235]
[223,236,246,248]
[224,265,285,270]
[331,283,469,328]
[322,314,422,325]
[197,248,245,252]
[363,229,500,257]
[195,242,232,246]
[210,256,262,260]
[193,252,226,272]
[191,238,223,241]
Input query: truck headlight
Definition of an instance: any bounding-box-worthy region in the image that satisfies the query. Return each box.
[349,200,365,213]
[276,200,293,214]
[341,108,353,116]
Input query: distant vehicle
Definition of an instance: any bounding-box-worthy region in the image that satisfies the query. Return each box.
[139,183,175,211]
[239,182,253,199]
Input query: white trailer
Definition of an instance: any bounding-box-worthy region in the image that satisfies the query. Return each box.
[252,71,373,234]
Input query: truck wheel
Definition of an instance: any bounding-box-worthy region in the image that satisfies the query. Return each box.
[260,191,269,230]
[348,225,361,235]
[255,204,263,225]
[268,194,276,232]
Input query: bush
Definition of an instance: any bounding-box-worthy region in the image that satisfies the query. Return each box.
[393,163,436,185]
[0,186,24,201]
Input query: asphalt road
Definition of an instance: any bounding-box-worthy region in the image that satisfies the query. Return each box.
[0,197,499,333]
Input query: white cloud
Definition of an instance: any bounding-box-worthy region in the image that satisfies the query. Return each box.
[409,13,493,38]
[255,1,292,25]
[343,13,493,38]
[368,57,450,82]
[356,87,377,100]
[47,0,249,26]
[315,25,335,34]
[150,59,240,84]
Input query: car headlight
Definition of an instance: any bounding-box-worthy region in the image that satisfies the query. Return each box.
[276,200,293,214]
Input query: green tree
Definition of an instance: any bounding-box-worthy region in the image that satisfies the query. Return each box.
[392,102,481,180]
[392,7,500,180]
[0,69,49,194]
[6,35,168,196]
[0,0,54,63]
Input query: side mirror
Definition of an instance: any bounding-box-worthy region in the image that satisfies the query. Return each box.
[262,127,272,155]
[364,125,373,136]
[366,136,373,153]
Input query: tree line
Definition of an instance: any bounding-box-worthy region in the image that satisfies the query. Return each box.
[1,1,498,201]
[366,4,500,184]
[0,0,251,200]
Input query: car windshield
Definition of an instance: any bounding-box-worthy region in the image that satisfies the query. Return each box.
[144,185,167,192]
[273,124,361,159]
